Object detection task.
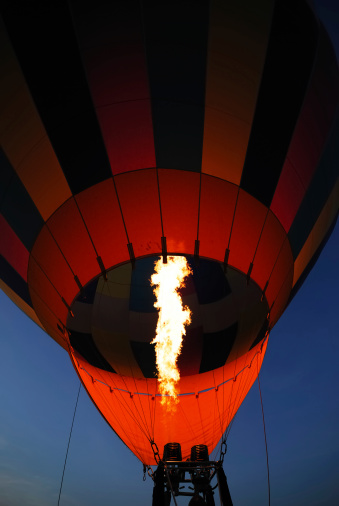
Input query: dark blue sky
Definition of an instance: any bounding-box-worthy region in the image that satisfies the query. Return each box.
[1,3,338,505]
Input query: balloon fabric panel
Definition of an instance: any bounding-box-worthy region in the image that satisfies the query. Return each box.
[271,25,339,232]
[0,150,13,204]
[250,320,269,351]
[75,179,128,270]
[199,324,238,374]
[71,0,156,174]
[0,20,72,221]
[95,329,144,378]
[152,100,205,172]
[289,215,337,304]
[228,190,267,274]
[97,264,132,300]
[287,25,339,187]
[29,225,80,308]
[0,256,31,307]
[158,169,200,254]
[1,2,112,195]
[177,326,203,377]
[27,277,68,351]
[270,270,294,324]
[129,257,157,313]
[114,169,162,257]
[27,257,69,326]
[188,259,231,305]
[250,210,287,291]
[46,198,100,287]
[270,161,307,233]
[69,330,115,372]
[70,340,267,465]
[92,294,130,335]
[293,184,339,288]
[142,1,208,104]
[94,101,156,175]
[264,238,293,321]
[198,176,238,262]
[315,24,339,122]
[68,301,94,334]
[202,0,273,184]
[0,152,44,251]
[70,0,150,105]
[240,0,318,208]
[142,0,208,172]
[288,112,339,259]
[0,215,29,281]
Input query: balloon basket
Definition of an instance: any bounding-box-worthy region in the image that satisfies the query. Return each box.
[151,459,232,506]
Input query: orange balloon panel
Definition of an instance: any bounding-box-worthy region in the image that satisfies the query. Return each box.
[228,190,268,273]
[95,101,156,175]
[158,169,200,255]
[29,225,79,307]
[75,179,128,269]
[46,198,100,287]
[70,339,267,465]
[198,176,238,262]
[251,210,290,293]
[114,169,163,257]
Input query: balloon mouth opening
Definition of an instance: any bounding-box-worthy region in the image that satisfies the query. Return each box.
[65,255,270,380]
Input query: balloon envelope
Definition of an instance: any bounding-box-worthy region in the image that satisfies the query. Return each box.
[0,0,338,464]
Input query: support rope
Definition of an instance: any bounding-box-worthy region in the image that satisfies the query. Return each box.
[257,373,271,506]
[57,382,81,506]
[165,466,178,506]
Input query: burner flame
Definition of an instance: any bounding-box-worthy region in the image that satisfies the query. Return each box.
[151,256,192,410]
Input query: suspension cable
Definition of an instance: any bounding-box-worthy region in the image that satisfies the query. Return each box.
[257,373,271,506]
[165,466,179,506]
[57,382,81,506]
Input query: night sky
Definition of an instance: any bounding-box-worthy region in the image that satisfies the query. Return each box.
[1,2,338,505]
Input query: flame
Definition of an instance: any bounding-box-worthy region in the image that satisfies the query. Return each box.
[151,256,192,409]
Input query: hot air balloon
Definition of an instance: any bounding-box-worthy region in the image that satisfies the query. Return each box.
[0,0,338,504]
